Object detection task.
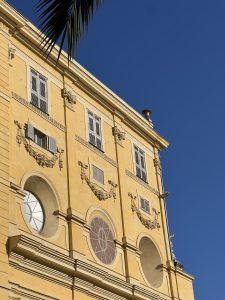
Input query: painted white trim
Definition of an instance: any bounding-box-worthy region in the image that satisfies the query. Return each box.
[132,144,148,183]
[85,108,105,152]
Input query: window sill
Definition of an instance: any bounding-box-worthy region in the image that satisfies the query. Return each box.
[136,174,148,184]
[89,141,104,153]
[30,102,49,115]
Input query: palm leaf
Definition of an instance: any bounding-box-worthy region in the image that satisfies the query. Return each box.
[37,0,103,64]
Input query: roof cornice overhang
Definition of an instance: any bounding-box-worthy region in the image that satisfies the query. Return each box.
[0,1,169,150]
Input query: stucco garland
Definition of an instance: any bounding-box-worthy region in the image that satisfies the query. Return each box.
[128,193,160,230]
[78,161,118,200]
[14,120,63,168]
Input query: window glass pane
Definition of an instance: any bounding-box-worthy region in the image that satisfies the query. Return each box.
[95,122,100,136]
[89,117,94,131]
[135,151,139,165]
[34,129,47,149]
[40,99,47,112]
[31,93,38,107]
[40,81,46,98]
[136,166,142,178]
[89,133,95,145]
[140,156,145,169]
[32,76,37,91]
[141,171,147,182]
[96,138,102,150]
[23,191,44,232]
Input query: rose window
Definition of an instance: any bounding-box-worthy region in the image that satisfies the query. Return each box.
[90,217,116,264]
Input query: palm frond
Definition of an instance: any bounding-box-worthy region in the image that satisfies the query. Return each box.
[37,0,103,64]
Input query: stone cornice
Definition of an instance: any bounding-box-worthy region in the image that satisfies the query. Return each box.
[0,1,169,150]
[8,235,176,300]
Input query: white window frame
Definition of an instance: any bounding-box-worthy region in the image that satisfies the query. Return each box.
[133,145,147,182]
[30,68,48,113]
[87,110,103,150]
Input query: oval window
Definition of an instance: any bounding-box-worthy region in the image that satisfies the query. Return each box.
[23,190,45,232]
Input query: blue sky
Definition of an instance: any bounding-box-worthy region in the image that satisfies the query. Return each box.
[7,1,225,299]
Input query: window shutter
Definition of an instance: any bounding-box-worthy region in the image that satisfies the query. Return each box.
[39,76,48,113]
[30,70,39,107]
[88,111,102,149]
[134,145,147,181]
[48,136,57,154]
[88,113,94,132]
[26,122,34,141]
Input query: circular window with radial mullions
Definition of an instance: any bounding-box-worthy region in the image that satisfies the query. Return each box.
[23,191,45,232]
[90,217,116,264]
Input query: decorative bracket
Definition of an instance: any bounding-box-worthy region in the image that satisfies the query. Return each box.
[128,192,160,230]
[14,120,63,169]
[112,126,126,146]
[9,46,16,61]
[61,87,76,106]
[78,161,118,200]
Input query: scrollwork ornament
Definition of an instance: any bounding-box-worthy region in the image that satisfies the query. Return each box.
[78,161,118,200]
[112,126,126,145]
[128,192,160,230]
[61,88,76,105]
[14,120,63,169]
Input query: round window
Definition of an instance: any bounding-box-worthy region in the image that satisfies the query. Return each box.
[24,190,45,232]
[139,237,163,288]
[90,217,116,264]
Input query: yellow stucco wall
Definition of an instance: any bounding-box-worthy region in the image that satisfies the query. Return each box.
[0,2,195,299]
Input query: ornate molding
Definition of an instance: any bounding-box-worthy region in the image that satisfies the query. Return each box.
[128,193,160,230]
[12,93,66,132]
[14,120,64,169]
[78,161,118,200]
[153,148,162,175]
[112,126,126,146]
[9,46,16,60]
[61,87,76,107]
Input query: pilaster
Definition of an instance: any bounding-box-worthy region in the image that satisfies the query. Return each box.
[0,20,11,299]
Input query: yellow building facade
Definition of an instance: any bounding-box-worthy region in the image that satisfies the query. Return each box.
[0,2,195,299]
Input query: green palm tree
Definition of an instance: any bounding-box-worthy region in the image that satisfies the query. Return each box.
[37,0,103,63]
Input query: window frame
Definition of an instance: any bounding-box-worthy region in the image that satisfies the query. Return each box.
[30,68,48,113]
[92,164,105,185]
[33,128,48,150]
[87,110,103,151]
[140,197,150,214]
[133,144,147,182]
[26,122,57,154]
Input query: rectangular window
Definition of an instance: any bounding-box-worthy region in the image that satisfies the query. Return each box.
[140,197,150,214]
[88,111,102,150]
[92,165,104,184]
[134,145,147,182]
[26,122,57,154]
[30,69,48,113]
[34,128,47,149]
